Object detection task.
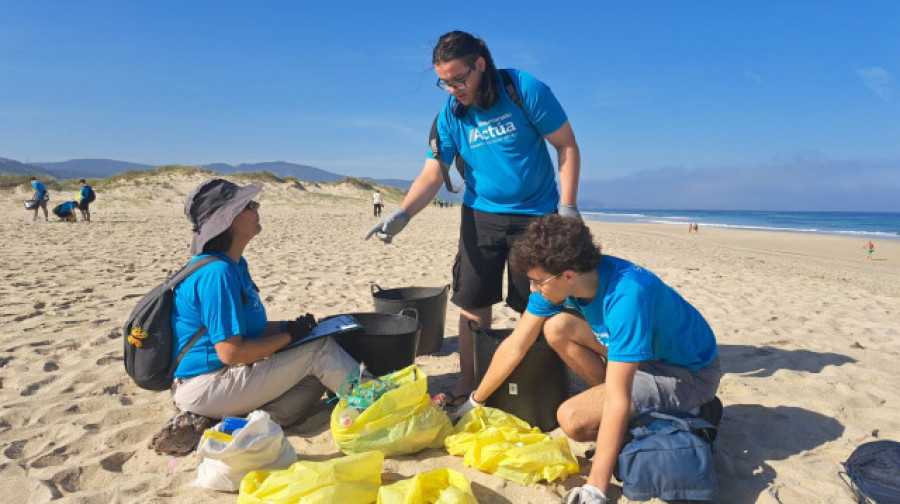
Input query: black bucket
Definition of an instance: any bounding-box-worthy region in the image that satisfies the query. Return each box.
[332,310,422,377]
[473,323,569,431]
[371,284,450,355]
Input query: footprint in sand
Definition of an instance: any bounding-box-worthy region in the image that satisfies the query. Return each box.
[3,439,27,459]
[31,446,69,468]
[100,451,135,472]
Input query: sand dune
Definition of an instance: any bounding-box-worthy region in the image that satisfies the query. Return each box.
[1,173,897,503]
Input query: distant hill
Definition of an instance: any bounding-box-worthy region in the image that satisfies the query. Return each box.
[0,158,54,177]
[3,156,464,202]
[202,162,343,183]
[31,159,154,179]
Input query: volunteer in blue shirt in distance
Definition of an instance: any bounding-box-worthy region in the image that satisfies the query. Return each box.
[365,31,581,406]
[29,176,49,221]
[78,179,93,222]
[170,179,366,427]
[454,215,722,504]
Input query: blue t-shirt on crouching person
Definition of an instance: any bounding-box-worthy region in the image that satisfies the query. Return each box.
[527,255,718,370]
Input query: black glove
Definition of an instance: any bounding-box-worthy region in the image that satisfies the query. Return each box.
[287,313,318,344]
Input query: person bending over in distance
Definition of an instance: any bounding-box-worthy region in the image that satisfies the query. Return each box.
[365,30,582,407]
[170,179,368,427]
[454,215,722,504]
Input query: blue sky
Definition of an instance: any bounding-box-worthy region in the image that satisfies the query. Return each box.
[1,1,898,210]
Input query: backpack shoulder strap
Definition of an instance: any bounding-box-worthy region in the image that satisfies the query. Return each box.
[430,114,466,193]
[167,255,222,375]
[500,69,524,112]
[165,255,221,288]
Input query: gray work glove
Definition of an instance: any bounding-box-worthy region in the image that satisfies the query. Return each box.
[562,484,608,504]
[364,208,410,243]
[558,204,582,220]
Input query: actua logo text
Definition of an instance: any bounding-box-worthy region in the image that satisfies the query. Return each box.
[469,121,517,143]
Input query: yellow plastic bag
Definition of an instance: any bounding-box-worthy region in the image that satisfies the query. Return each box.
[237,451,383,504]
[331,365,453,456]
[444,407,580,485]
[377,468,478,504]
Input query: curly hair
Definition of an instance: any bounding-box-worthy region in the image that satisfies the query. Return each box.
[510,215,602,275]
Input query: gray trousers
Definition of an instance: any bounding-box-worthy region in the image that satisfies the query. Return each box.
[172,337,360,426]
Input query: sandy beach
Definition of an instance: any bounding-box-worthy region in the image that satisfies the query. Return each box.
[1,172,898,503]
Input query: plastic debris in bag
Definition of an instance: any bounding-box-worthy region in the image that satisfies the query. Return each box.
[444,406,579,485]
[331,364,453,456]
[193,410,297,492]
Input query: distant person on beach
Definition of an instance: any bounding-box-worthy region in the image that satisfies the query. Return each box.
[454,215,722,504]
[364,30,581,406]
[688,222,693,233]
[77,179,94,222]
[373,190,383,217]
[864,240,874,260]
[158,179,368,447]
[52,201,79,222]
[693,222,699,233]
[29,176,49,221]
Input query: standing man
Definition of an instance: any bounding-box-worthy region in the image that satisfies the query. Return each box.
[78,179,94,222]
[455,215,722,504]
[365,30,581,405]
[373,189,383,217]
[29,176,49,221]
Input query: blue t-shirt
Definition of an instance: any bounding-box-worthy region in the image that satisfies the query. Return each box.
[80,185,91,200]
[32,181,46,199]
[428,68,568,215]
[171,253,268,378]
[527,256,718,370]
[58,201,76,214]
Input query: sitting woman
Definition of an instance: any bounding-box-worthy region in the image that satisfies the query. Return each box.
[169,178,366,428]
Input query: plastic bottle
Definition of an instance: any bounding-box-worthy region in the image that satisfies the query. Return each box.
[338,408,360,427]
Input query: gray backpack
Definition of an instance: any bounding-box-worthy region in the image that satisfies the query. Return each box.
[123,256,220,390]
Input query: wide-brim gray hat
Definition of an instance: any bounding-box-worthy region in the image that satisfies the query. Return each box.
[184,179,262,255]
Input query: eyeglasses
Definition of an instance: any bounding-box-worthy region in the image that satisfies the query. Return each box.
[245,200,259,211]
[529,273,561,290]
[436,66,475,91]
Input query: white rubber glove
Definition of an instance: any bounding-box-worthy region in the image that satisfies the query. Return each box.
[558,204,582,220]
[562,484,608,504]
[450,391,484,421]
[364,208,410,243]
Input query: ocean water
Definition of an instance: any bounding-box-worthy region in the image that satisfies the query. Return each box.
[582,209,900,240]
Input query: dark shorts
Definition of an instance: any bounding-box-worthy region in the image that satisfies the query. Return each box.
[631,357,722,414]
[79,200,90,211]
[450,205,543,313]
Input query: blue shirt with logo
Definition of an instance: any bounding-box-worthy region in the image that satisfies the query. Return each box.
[429,68,568,215]
[527,256,718,370]
[171,253,268,378]
[32,180,47,199]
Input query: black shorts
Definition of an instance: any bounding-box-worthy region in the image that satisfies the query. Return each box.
[79,200,90,211]
[450,205,543,313]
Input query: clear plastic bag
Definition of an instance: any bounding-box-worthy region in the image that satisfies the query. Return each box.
[193,410,297,492]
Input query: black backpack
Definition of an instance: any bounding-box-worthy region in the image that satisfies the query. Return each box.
[123,256,220,391]
[429,69,531,193]
[85,186,96,203]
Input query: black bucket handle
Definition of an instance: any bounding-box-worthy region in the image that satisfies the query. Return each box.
[371,283,382,295]
[443,283,451,292]
[398,307,419,321]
